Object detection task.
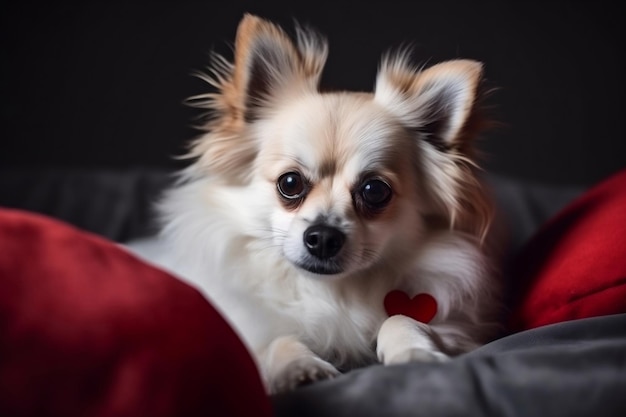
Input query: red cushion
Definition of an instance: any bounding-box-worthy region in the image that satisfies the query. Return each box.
[0,209,271,417]
[508,168,626,332]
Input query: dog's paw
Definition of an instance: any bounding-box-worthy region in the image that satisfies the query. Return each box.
[377,314,450,365]
[269,356,340,394]
[383,347,449,365]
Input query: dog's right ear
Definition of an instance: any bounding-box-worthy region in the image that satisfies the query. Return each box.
[187,15,327,183]
[229,14,328,122]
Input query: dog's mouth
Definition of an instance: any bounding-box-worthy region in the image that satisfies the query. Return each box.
[295,258,344,275]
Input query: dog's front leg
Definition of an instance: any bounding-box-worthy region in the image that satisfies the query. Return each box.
[376,315,450,364]
[258,335,340,394]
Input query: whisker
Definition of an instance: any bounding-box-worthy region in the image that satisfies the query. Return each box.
[248,227,289,255]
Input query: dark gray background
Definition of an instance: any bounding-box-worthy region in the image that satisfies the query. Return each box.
[2,1,624,186]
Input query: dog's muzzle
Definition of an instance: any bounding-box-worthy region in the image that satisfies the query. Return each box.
[303,224,345,260]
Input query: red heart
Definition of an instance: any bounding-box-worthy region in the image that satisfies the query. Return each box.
[383,291,437,323]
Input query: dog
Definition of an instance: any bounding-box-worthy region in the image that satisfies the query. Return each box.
[158,14,501,394]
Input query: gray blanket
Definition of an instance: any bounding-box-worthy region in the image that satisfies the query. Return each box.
[272,314,626,417]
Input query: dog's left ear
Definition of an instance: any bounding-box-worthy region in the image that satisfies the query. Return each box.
[375,57,483,151]
[375,57,491,238]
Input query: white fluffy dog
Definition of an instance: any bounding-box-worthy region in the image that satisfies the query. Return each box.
[158,14,501,394]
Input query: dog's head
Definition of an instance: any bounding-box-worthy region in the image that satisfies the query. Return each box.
[187,14,491,278]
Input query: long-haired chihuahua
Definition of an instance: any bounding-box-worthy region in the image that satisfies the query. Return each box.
[159,14,501,394]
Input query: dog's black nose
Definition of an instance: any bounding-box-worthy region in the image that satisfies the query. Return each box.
[303,225,345,259]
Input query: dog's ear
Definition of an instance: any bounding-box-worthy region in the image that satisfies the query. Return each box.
[375,57,491,239]
[375,57,483,150]
[187,15,327,183]
[230,14,327,122]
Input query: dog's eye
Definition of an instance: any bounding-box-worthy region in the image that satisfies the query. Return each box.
[277,172,306,199]
[361,179,392,208]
